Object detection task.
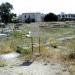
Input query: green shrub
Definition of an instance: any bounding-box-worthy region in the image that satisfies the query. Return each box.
[11,30,23,38]
[48,38,60,48]
[16,45,31,54]
[64,25,69,28]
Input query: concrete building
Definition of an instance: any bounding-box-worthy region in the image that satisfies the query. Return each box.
[58,12,75,21]
[17,12,44,23]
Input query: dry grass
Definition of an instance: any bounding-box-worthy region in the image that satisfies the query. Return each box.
[0,60,6,67]
[0,22,75,59]
[32,44,66,61]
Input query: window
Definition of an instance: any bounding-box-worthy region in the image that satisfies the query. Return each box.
[65,15,67,17]
[25,15,26,18]
[73,15,75,17]
[62,15,64,17]
[68,14,70,17]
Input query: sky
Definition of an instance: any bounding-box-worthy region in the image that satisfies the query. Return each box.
[0,0,75,15]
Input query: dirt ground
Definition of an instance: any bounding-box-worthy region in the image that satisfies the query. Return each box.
[0,55,74,75]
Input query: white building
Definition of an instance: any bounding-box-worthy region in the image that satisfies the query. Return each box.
[17,12,44,23]
[58,12,75,21]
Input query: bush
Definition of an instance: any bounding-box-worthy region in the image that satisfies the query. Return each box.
[16,45,31,54]
[48,38,60,48]
[25,18,35,23]
[25,18,31,23]
[12,30,23,38]
[44,13,58,22]
[68,53,75,59]
[64,25,69,28]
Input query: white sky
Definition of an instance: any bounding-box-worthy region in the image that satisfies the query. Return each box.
[0,0,75,15]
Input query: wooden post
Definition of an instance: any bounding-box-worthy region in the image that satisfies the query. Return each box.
[31,37,33,54]
[39,36,40,53]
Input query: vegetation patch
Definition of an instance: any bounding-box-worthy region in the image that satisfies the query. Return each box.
[0,60,6,67]
[16,45,31,54]
[48,38,60,48]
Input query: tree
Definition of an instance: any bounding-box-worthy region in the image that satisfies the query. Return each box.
[44,13,58,22]
[0,2,16,24]
[9,13,17,23]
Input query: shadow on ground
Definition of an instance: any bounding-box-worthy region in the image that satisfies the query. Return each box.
[20,60,33,66]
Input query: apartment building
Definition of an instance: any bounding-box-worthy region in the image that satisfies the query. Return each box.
[58,12,75,21]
